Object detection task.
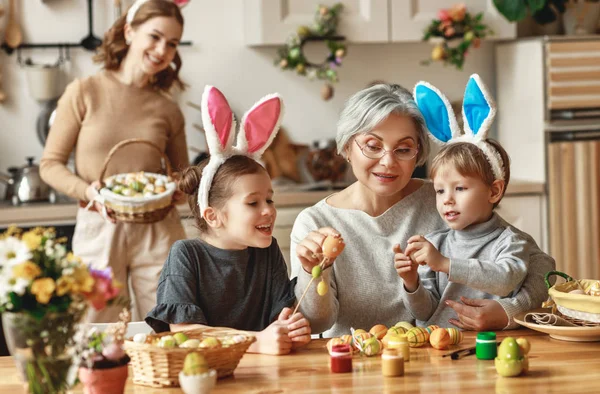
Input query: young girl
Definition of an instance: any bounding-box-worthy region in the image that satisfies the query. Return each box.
[395,74,555,327]
[146,86,311,355]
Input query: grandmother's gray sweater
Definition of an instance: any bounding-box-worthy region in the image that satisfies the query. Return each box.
[290,181,555,337]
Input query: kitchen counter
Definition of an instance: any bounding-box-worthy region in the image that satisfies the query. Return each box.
[0,181,545,228]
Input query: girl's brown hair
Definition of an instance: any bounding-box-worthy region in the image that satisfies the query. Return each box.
[429,139,511,207]
[94,0,185,92]
[179,155,268,233]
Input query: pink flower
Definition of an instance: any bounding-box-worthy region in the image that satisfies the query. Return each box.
[449,3,466,22]
[444,27,456,37]
[438,9,451,22]
[84,268,121,310]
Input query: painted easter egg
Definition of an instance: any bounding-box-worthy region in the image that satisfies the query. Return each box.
[369,324,388,340]
[362,337,381,356]
[327,337,347,353]
[340,334,353,346]
[406,327,429,348]
[352,332,373,351]
[387,326,406,336]
[429,328,451,350]
[317,280,328,296]
[322,235,346,259]
[199,337,221,349]
[394,321,415,332]
[446,328,463,345]
[588,281,600,296]
[425,325,440,334]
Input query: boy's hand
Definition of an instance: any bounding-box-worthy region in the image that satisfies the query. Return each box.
[255,319,292,355]
[278,308,311,349]
[405,235,450,274]
[394,244,419,292]
[295,227,340,273]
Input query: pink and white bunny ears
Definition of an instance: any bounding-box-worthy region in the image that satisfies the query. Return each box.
[198,86,284,215]
[126,0,189,24]
[413,74,504,181]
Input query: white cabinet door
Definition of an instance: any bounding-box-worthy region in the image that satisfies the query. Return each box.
[244,0,389,45]
[389,0,515,42]
[496,195,545,251]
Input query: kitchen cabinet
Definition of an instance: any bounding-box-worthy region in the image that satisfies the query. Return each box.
[390,0,515,42]
[244,0,389,45]
[244,0,515,46]
[496,37,600,280]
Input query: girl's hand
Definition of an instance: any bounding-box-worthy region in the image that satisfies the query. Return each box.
[445,297,509,331]
[394,244,419,292]
[295,227,340,273]
[278,308,311,349]
[85,182,116,223]
[254,320,292,355]
[405,235,449,274]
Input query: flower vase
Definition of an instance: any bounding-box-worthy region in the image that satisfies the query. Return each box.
[2,308,86,394]
[78,364,128,394]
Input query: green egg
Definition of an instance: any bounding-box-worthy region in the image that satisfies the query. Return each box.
[311,265,322,279]
[497,337,522,360]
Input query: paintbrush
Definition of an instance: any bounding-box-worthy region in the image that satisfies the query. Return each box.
[442,341,501,360]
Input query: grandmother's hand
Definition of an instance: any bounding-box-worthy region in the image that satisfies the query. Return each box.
[296,227,340,273]
[445,296,509,331]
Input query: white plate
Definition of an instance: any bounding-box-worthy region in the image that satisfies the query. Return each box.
[514,309,600,342]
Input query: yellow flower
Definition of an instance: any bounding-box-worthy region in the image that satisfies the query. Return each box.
[21,231,42,250]
[31,278,56,304]
[65,252,83,264]
[71,267,94,294]
[12,261,41,281]
[55,276,74,296]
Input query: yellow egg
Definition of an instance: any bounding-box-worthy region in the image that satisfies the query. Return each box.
[588,281,600,296]
[317,280,328,296]
[394,321,415,332]
[446,328,463,345]
[406,327,429,348]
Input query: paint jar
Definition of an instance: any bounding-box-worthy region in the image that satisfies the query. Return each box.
[475,332,497,360]
[381,349,404,377]
[329,344,352,373]
[387,334,410,362]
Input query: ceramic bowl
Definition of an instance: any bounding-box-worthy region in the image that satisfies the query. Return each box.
[178,369,217,394]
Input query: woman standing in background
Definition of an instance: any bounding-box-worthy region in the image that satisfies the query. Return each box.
[40,0,189,322]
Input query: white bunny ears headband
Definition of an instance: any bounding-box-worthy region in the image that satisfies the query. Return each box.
[126,0,189,24]
[198,86,284,216]
[413,74,504,181]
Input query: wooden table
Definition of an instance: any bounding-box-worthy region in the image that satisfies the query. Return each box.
[0,329,599,393]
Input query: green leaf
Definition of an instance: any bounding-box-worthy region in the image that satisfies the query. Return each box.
[493,0,528,22]
[526,0,546,13]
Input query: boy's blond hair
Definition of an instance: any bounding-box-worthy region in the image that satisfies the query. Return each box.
[429,139,511,208]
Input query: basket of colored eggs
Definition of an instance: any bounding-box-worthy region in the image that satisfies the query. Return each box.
[98,139,177,224]
[124,327,255,388]
[544,271,600,324]
[326,322,464,357]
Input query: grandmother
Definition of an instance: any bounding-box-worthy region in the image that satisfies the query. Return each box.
[290,83,554,337]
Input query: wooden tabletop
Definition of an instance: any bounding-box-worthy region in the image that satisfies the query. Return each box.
[1,329,599,393]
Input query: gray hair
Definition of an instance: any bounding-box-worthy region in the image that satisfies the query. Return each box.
[336,84,430,166]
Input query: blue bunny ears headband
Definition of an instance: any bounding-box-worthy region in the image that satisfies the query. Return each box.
[413,74,505,181]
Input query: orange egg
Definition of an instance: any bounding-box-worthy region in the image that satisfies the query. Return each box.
[369,324,388,340]
[429,328,451,350]
[326,337,347,353]
[322,235,346,259]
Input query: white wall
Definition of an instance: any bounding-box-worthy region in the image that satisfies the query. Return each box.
[0,0,495,195]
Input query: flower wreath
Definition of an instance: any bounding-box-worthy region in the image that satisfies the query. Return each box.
[421,3,493,71]
[274,3,347,100]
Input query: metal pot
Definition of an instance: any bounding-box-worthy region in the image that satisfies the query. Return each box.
[0,157,56,205]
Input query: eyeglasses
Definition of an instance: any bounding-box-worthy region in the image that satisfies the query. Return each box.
[354,139,419,161]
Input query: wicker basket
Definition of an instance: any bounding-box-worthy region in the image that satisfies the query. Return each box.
[98,139,176,224]
[124,327,256,388]
[545,271,600,323]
